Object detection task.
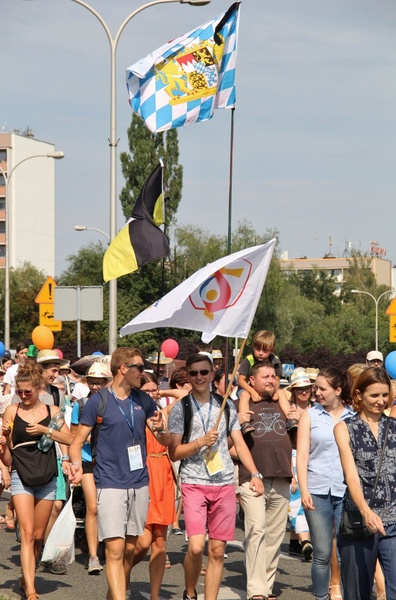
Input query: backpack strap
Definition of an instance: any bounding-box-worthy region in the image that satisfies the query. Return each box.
[181,392,230,444]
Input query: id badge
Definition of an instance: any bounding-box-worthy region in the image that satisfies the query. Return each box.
[127,444,143,472]
[203,449,225,476]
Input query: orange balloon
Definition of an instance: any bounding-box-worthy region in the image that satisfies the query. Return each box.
[31,326,54,350]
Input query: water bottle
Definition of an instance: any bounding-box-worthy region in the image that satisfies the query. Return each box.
[38,411,65,452]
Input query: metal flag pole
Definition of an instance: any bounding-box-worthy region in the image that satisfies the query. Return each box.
[224,107,236,382]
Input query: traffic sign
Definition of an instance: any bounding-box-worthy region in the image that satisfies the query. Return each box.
[35,276,57,304]
[390,315,396,343]
[386,296,396,315]
[39,303,62,331]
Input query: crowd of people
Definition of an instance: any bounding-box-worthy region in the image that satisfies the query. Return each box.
[0,334,395,600]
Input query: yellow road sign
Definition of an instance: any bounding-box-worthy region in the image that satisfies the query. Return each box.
[39,303,62,331]
[35,276,57,305]
[390,315,396,343]
[386,296,396,315]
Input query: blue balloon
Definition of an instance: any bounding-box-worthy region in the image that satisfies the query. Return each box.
[0,342,4,358]
[92,351,104,356]
[385,351,396,379]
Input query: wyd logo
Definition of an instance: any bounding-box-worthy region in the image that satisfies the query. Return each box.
[189,259,252,320]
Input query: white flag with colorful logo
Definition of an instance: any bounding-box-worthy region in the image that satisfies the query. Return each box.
[126,2,240,133]
[120,240,276,342]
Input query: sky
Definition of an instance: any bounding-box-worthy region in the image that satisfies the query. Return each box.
[2,0,396,277]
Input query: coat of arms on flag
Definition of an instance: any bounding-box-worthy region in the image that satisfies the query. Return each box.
[126,3,240,133]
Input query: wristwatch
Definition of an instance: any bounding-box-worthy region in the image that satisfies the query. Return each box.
[251,472,263,480]
[46,427,54,439]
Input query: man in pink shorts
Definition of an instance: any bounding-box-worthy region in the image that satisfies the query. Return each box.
[168,353,264,600]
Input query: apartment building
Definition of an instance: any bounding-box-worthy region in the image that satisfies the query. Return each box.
[0,131,57,274]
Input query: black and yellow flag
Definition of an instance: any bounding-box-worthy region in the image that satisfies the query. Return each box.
[103,163,169,282]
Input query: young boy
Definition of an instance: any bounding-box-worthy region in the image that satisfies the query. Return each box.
[237,331,282,433]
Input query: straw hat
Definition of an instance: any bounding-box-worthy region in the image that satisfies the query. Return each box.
[288,369,312,390]
[86,362,111,380]
[305,367,320,382]
[146,351,172,365]
[212,350,223,360]
[36,349,68,367]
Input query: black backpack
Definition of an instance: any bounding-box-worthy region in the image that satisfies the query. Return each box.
[181,392,231,444]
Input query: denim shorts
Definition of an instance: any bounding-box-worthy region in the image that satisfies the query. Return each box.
[11,469,57,500]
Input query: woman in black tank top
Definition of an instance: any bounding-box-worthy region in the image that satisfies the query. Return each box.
[0,363,72,600]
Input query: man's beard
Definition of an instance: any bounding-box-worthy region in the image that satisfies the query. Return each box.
[262,388,275,401]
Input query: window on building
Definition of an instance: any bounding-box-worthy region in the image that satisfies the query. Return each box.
[0,222,5,234]
[0,149,7,162]
[0,174,5,186]
[0,246,5,258]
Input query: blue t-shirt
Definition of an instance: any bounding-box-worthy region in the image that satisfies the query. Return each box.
[71,398,92,463]
[80,388,156,489]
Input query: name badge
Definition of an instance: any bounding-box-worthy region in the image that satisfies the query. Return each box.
[127,444,143,472]
[204,449,224,476]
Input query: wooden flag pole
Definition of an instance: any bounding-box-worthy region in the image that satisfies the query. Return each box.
[213,337,246,430]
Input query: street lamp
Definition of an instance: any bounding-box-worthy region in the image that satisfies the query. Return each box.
[74,225,110,242]
[69,0,211,354]
[0,151,65,349]
[351,288,393,351]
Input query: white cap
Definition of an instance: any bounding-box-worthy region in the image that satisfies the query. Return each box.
[86,362,111,380]
[366,351,384,362]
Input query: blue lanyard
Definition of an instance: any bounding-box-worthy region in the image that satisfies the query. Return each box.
[191,393,213,433]
[110,387,135,440]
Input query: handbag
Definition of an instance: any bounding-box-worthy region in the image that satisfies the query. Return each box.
[340,417,390,540]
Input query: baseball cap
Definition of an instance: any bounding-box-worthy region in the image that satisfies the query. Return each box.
[366,351,384,362]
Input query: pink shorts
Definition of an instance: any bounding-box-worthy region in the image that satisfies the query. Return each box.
[182,483,236,541]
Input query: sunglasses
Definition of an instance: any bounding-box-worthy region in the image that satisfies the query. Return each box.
[125,363,145,373]
[15,389,34,398]
[188,369,211,377]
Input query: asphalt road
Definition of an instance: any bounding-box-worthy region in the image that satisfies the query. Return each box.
[0,492,314,600]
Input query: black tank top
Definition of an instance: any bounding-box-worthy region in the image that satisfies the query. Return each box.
[12,404,57,487]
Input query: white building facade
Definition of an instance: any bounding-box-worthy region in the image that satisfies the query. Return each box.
[0,131,56,274]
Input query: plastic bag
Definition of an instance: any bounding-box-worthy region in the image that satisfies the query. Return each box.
[41,487,76,564]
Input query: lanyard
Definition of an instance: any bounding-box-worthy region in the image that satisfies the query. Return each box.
[110,387,135,440]
[191,393,213,433]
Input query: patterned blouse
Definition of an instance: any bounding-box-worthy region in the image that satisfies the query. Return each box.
[344,413,396,526]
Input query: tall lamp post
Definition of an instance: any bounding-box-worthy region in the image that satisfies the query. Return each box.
[0,151,64,350]
[69,0,211,354]
[351,288,393,351]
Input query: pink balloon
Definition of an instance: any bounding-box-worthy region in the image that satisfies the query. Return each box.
[54,348,63,359]
[161,339,179,359]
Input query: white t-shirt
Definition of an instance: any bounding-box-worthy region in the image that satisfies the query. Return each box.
[72,382,90,400]
[4,364,19,395]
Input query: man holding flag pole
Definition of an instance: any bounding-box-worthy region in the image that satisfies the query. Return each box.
[168,352,264,600]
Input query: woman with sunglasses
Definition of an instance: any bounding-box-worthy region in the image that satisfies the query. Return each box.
[132,372,175,600]
[1,363,72,600]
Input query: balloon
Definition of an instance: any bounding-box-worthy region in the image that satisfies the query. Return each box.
[92,351,104,356]
[31,326,54,351]
[54,349,63,359]
[385,351,396,380]
[161,339,179,359]
[0,342,5,358]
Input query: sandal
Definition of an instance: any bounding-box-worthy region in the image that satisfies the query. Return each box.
[26,594,39,600]
[329,584,343,600]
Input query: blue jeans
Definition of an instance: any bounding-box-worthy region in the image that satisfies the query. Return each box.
[338,522,396,600]
[304,493,343,600]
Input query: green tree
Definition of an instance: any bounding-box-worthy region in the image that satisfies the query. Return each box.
[289,268,341,316]
[0,262,46,347]
[119,113,183,228]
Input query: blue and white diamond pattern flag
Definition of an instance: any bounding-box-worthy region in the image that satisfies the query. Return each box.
[126,3,240,133]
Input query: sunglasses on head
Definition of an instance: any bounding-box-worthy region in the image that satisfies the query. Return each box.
[15,389,33,398]
[125,363,145,373]
[188,369,211,377]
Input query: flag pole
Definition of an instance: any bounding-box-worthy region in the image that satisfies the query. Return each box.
[214,337,246,431]
[224,107,236,384]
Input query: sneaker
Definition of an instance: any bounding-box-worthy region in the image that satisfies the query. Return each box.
[45,559,67,575]
[182,590,197,600]
[87,556,103,574]
[301,540,313,561]
[288,543,302,557]
[172,527,183,535]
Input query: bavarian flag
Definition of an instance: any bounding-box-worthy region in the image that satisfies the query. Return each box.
[126,2,240,133]
[103,163,169,282]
